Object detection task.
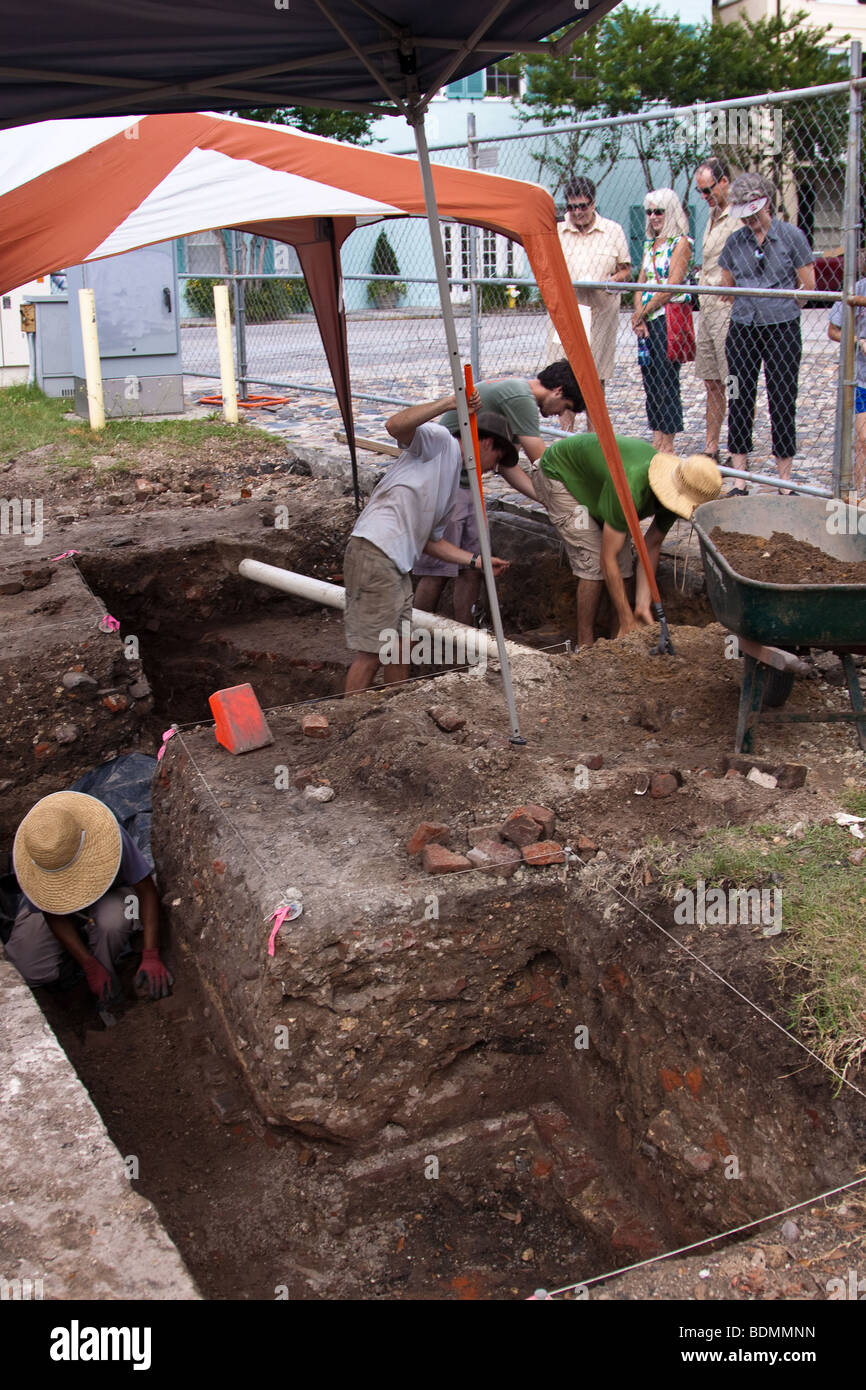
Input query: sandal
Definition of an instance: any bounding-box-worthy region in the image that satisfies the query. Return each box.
[723,485,749,498]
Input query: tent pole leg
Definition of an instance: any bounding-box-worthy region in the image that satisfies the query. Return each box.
[410,114,525,744]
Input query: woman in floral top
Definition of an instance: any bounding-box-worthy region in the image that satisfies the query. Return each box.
[631,188,693,453]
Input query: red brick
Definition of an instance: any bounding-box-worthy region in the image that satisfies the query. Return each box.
[522,840,565,867]
[102,693,128,713]
[467,839,522,878]
[579,753,604,771]
[407,822,451,856]
[576,834,598,854]
[524,803,556,838]
[301,713,329,738]
[467,823,503,847]
[421,843,471,875]
[33,742,54,759]
[501,808,542,847]
[428,705,466,733]
[650,773,678,798]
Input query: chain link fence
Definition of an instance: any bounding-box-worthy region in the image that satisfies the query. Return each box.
[178,62,863,495]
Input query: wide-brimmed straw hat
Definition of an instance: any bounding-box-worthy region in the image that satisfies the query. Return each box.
[13,791,122,914]
[474,410,519,470]
[649,453,723,519]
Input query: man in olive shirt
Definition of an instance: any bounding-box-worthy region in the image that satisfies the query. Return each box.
[533,435,721,646]
[413,362,584,623]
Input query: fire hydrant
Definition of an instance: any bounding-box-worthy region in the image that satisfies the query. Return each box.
[506,283,518,309]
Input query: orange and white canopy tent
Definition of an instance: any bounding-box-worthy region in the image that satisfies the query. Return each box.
[0,110,646,539]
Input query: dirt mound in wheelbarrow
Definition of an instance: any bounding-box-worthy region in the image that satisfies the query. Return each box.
[710,529,866,586]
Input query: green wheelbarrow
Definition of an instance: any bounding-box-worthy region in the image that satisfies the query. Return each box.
[692,495,866,754]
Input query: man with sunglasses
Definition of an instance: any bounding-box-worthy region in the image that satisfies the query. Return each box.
[544,176,631,400]
[718,172,814,492]
[694,157,740,462]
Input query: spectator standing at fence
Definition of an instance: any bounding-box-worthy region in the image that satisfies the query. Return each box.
[827,251,866,498]
[631,189,693,454]
[694,158,741,462]
[718,172,815,493]
[544,177,631,406]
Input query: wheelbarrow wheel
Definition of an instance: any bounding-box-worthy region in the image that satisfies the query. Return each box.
[761,667,795,709]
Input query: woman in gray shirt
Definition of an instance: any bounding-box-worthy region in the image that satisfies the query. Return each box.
[718,172,815,492]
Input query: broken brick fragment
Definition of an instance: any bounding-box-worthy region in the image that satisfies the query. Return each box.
[421,843,471,875]
[524,803,556,838]
[292,768,317,789]
[576,835,598,855]
[649,773,678,798]
[579,753,604,771]
[102,693,129,713]
[301,713,329,738]
[522,840,565,867]
[500,808,542,847]
[467,823,503,847]
[467,839,522,878]
[427,706,466,733]
[407,822,451,856]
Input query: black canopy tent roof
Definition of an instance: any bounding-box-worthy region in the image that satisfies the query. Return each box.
[0,0,620,127]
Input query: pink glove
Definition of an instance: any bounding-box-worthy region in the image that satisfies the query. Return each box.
[82,957,113,1004]
[135,949,174,1000]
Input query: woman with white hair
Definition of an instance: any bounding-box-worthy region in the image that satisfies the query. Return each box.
[631,188,693,452]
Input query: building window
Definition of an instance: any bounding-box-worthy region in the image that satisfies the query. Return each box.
[485,65,521,98]
[481,230,516,279]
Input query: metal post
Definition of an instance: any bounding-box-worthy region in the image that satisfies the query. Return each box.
[232,228,248,398]
[833,41,862,497]
[411,113,524,744]
[467,113,481,381]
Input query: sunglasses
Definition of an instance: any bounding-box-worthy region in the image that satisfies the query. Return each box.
[754,246,765,272]
[647,208,665,216]
[567,200,593,211]
[696,179,718,198]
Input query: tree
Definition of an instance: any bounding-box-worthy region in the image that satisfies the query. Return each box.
[510,7,849,200]
[367,230,405,307]
[234,106,377,145]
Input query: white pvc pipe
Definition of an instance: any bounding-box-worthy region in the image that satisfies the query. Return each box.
[238,557,528,664]
[77,287,105,431]
[214,283,238,424]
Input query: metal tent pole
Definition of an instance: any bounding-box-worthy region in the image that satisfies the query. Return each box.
[833,40,862,497]
[411,113,525,744]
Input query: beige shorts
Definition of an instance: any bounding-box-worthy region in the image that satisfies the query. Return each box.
[343,535,413,655]
[694,307,731,382]
[532,467,633,582]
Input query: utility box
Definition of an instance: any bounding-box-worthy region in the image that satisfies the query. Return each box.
[26,294,75,398]
[65,242,184,418]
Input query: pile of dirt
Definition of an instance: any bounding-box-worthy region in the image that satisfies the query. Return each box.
[709,529,866,586]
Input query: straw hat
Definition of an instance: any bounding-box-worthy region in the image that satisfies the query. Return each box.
[13,792,122,914]
[649,453,723,519]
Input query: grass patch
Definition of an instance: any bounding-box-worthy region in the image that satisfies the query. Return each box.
[658,821,866,1080]
[0,384,266,470]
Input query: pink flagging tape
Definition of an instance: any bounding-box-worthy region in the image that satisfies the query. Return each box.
[267,901,302,956]
[50,549,81,561]
[156,728,176,763]
[99,613,121,633]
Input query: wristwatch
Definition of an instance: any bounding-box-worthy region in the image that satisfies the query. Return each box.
[470,552,481,569]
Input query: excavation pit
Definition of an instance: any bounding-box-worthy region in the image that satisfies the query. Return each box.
[6,491,866,1299]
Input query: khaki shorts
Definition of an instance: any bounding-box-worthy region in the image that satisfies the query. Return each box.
[343,535,413,655]
[532,467,633,582]
[694,307,731,382]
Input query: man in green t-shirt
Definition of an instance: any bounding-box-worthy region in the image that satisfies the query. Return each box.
[533,435,721,646]
[414,361,584,624]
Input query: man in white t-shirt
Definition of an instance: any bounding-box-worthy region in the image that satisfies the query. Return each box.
[343,391,513,692]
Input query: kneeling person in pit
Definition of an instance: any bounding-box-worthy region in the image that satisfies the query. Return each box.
[532,435,722,646]
[7,791,173,1004]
